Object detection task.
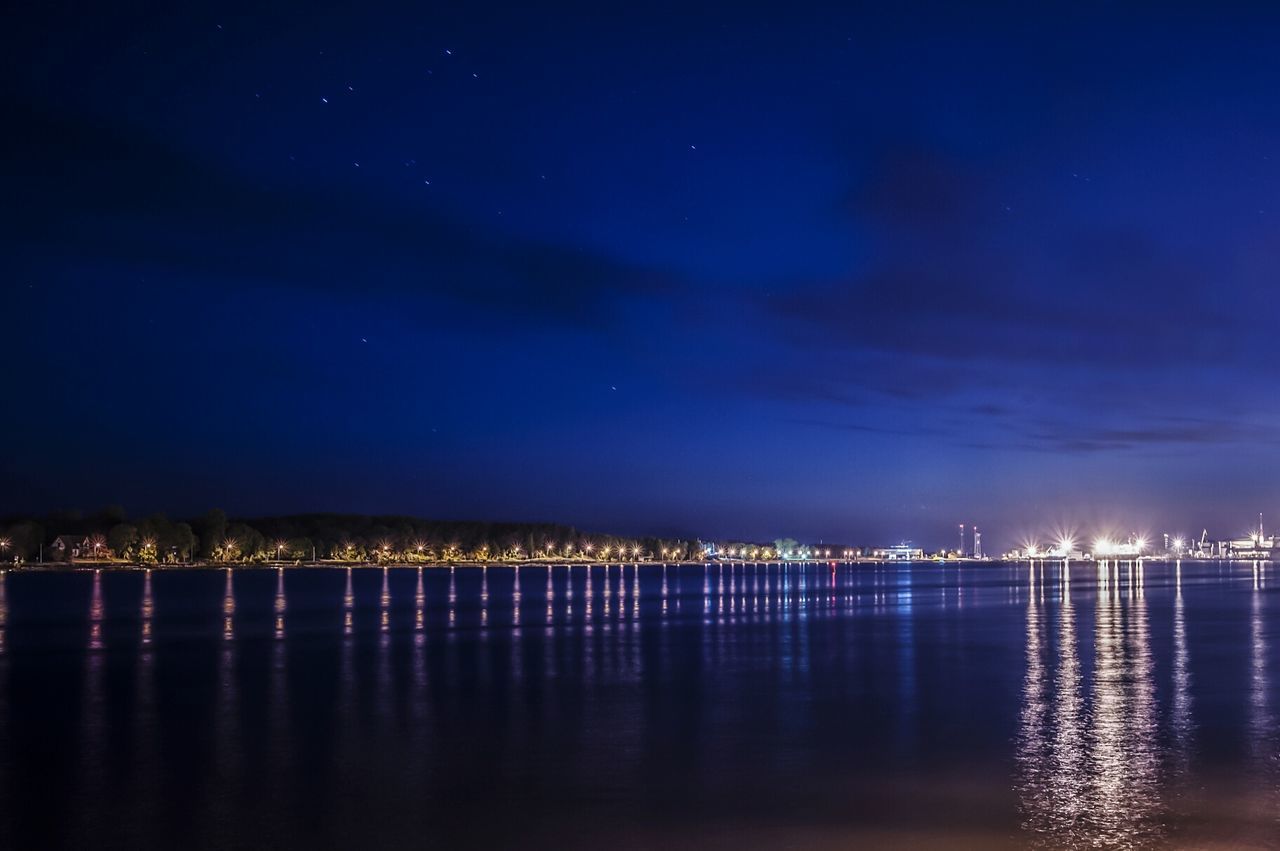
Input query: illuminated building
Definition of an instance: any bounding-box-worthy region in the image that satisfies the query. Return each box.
[873,544,925,561]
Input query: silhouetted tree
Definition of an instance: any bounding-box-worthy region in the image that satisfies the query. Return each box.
[198,509,227,558]
[108,523,139,559]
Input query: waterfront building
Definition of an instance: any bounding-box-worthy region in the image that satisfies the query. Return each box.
[1212,515,1279,558]
[873,544,925,561]
[1223,535,1278,558]
[49,535,94,562]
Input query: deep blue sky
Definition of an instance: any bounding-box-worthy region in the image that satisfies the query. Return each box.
[7,1,1280,549]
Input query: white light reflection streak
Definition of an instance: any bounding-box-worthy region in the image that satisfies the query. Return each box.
[273,567,286,641]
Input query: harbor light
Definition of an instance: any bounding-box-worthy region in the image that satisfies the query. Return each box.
[1056,536,1075,555]
[1092,535,1146,558]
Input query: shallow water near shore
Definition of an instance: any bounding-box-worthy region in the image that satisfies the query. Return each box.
[0,559,1278,849]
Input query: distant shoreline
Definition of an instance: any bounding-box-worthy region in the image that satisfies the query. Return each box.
[4,559,788,571]
[1,555,1256,572]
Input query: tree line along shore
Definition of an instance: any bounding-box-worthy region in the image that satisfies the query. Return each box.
[0,508,752,566]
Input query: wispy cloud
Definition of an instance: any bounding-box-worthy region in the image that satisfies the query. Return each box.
[9,101,678,329]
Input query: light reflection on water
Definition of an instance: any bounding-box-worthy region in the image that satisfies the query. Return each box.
[1016,560,1212,848]
[415,566,426,636]
[222,567,235,640]
[1170,563,1192,782]
[4,561,1280,848]
[1248,562,1280,818]
[342,566,353,636]
[140,569,154,647]
[77,569,106,815]
[0,570,7,656]
[273,566,286,641]
[132,571,160,837]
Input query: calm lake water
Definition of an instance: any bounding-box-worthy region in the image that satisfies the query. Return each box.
[0,560,1278,849]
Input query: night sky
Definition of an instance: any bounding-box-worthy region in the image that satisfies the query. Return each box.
[8,2,1280,549]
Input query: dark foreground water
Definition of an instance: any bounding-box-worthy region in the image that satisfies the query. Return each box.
[0,560,1278,849]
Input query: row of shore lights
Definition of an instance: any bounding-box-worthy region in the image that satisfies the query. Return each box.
[0,536,867,563]
[357,542,655,560]
[1023,535,1153,557]
[721,547,860,560]
[338,543,862,561]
